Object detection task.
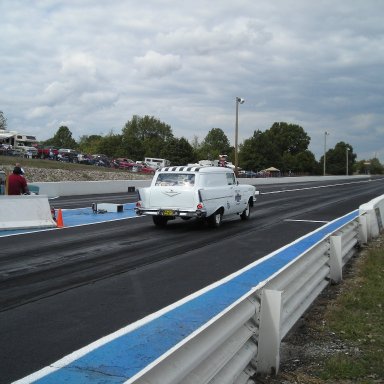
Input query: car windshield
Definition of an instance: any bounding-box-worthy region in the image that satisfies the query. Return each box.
[155,173,195,187]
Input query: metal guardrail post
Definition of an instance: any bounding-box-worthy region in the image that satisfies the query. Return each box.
[359,213,368,244]
[256,289,282,374]
[330,235,343,283]
[368,210,379,239]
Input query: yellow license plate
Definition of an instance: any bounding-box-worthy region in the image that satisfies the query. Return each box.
[162,210,174,216]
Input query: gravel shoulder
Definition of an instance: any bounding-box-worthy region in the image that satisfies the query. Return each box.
[1,165,152,182]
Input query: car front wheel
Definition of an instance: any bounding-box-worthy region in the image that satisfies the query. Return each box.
[240,201,251,220]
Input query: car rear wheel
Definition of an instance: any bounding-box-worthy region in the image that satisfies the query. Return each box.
[208,210,223,228]
[240,201,251,220]
[152,216,168,227]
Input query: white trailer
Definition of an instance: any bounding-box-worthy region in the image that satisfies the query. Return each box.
[144,157,171,169]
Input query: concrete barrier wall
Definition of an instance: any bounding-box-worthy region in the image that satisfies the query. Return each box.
[359,194,384,239]
[30,175,371,198]
[239,175,365,185]
[0,195,57,230]
[30,180,152,198]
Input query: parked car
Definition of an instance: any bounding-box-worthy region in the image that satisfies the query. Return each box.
[78,157,94,165]
[58,149,79,163]
[37,146,59,159]
[92,155,110,167]
[10,149,24,157]
[113,158,137,170]
[238,170,258,178]
[136,164,156,174]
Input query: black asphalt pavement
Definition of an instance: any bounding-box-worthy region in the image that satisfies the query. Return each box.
[1,177,383,383]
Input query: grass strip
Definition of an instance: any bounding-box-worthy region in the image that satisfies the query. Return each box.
[317,240,384,382]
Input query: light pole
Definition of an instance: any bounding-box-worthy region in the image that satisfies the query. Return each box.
[323,131,329,176]
[235,96,245,176]
[346,147,350,175]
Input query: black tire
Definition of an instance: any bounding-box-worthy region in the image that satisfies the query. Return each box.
[240,201,251,220]
[152,216,168,227]
[208,210,223,228]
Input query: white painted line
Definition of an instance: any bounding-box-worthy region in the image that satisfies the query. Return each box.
[260,178,376,195]
[285,219,329,223]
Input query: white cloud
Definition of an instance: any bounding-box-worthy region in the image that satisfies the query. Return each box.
[42,81,72,104]
[133,51,182,78]
[27,106,52,119]
[60,52,97,76]
[0,0,383,161]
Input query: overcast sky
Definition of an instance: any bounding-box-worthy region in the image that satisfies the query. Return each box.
[1,0,383,161]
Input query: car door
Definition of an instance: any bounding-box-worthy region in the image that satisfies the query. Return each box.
[225,172,242,214]
[226,172,249,214]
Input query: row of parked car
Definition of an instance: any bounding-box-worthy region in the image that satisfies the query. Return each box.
[47,150,157,174]
[237,170,281,178]
[0,145,78,161]
[110,159,156,174]
[0,144,157,175]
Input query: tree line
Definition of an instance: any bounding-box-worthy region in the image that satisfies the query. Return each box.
[1,110,382,175]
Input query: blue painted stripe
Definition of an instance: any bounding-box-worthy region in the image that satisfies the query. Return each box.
[24,210,359,383]
[58,203,137,227]
[0,203,137,237]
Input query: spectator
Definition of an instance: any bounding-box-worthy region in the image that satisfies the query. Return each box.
[15,162,25,176]
[7,166,30,195]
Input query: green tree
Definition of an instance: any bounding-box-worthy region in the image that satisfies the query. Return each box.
[0,111,7,130]
[77,135,104,155]
[355,158,383,175]
[267,122,310,155]
[239,130,262,171]
[121,116,145,160]
[121,115,174,160]
[43,126,78,149]
[368,157,383,174]
[279,150,318,175]
[239,122,317,174]
[191,135,201,152]
[161,137,197,165]
[293,150,318,174]
[322,142,356,175]
[239,130,281,171]
[198,128,231,160]
[96,131,124,158]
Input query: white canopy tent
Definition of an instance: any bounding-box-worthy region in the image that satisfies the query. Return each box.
[264,167,280,172]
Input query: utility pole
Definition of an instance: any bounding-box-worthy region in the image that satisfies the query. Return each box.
[323,131,329,176]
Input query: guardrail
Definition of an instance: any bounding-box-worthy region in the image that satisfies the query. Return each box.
[18,193,383,384]
[130,211,363,383]
[126,198,383,384]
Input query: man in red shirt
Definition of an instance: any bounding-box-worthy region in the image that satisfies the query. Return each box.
[7,166,30,195]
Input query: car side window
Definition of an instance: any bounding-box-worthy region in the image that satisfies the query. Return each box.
[226,173,236,185]
[155,173,195,186]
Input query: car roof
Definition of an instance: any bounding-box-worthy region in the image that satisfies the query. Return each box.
[158,166,233,174]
